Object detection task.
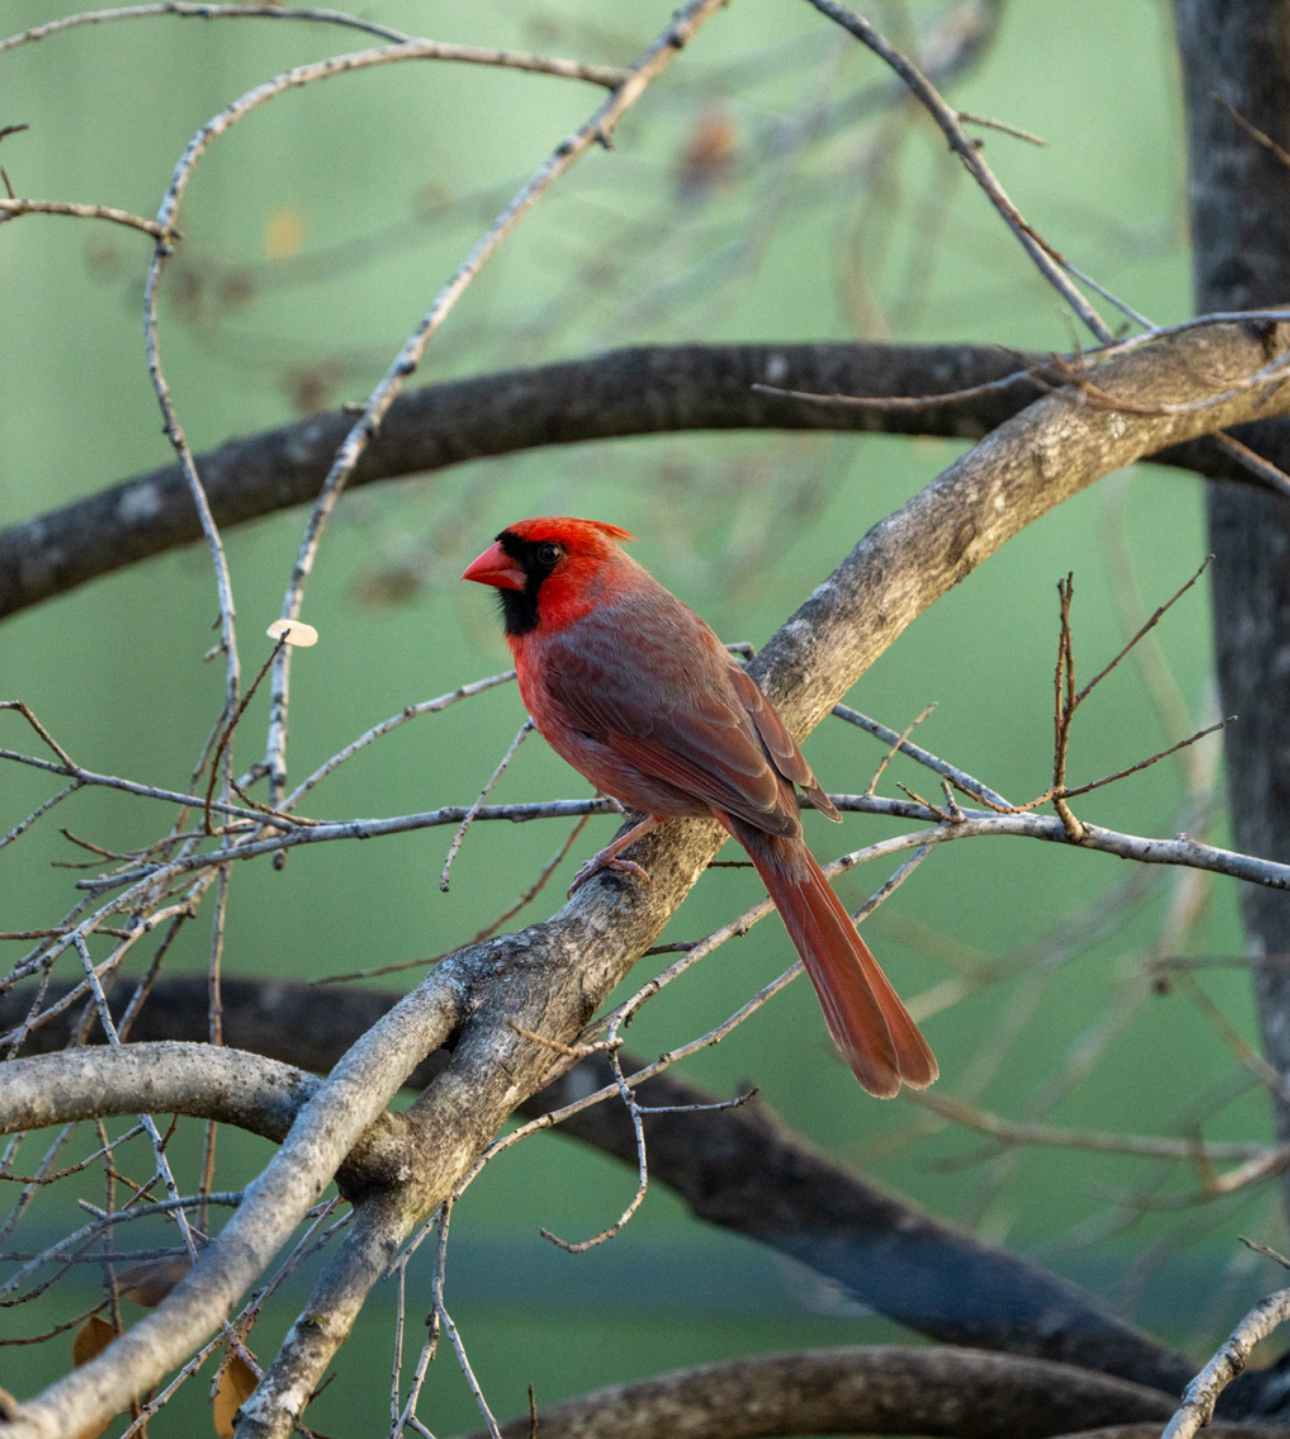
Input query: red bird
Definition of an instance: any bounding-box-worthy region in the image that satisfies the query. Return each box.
[462,517,937,1097]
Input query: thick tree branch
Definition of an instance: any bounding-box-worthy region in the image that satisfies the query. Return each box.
[1165,1289,1290,1439]
[3,339,1287,623]
[0,1041,313,1139]
[1175,0,1290,1226]
[0,1041,415,1192]
[0,977,1196,1398]
[468,1347,1180,1439]
[0,970,465,1439]
[0,343,1033,620]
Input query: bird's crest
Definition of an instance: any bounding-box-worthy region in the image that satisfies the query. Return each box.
[503,517,635,548]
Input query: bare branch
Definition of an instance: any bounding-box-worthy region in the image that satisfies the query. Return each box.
[440,720,532,892]
[0,976,1200,1397]
[1164,1289,1290,1439]
[0,4,417,52]
[914,1091,1287,1168]
[0,197,165,236]
[802,0,1115,340]
[0,9,629,87]
[468,1347,1177,1439]
[8,333,1290,624]
[822,800,1290,893]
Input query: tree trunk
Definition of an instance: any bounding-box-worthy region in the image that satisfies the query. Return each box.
[1175,1,1290,1189]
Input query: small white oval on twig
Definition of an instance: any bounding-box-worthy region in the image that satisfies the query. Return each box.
[266,619,319,648]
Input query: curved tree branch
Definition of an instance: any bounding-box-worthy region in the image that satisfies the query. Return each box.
[0,1041,415,1191]
[0,977,1196,1398]
[0,1041,313,1138]
[3,338,1286,623]
[465,1347,1181,1439]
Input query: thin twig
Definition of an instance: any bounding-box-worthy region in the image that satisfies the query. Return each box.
[0,3,416,52]
[1051,574,1084,841]
[914,1091,1286,1165]
[540,1040,650,1252]
[956,109,1047,146]
[0,6,629,89]
[1077,555,1214,705]
[203,638,287,834]
[1055,718,1230,802]
[0,197,166,235]
[1213,91,1290,169]
[831,703,1014,809]
[315,812,593,986]
[802,0,1115,341]
[865,704,936,796]
[752,360,1048,410]
[281,670,516,809]
[440,720,532,891]
[430,1200,502,1439]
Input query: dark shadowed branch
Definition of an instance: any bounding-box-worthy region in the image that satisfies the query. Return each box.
[4,339,1290,623]
[471,1348,1181,1439]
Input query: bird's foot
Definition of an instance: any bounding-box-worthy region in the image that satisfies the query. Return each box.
[568,854,652,897]
[566,815,661,896]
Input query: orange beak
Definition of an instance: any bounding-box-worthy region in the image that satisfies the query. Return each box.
[462,540,525,592]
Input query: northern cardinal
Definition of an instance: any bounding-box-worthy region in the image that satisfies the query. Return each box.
[462,517,937,1097]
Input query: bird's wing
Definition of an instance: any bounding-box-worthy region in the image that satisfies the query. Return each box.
[538,619,804,836]
[727,664,841,822]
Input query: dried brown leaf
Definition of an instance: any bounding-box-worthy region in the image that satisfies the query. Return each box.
[213,1350,258,1439]
[72,1315,116,1368]
[115,1254,193,1308]
[70,1317,117,1439]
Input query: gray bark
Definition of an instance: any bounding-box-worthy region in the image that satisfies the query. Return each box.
[0,977,1197,1398]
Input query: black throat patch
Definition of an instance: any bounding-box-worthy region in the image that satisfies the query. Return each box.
[494,529,557,637]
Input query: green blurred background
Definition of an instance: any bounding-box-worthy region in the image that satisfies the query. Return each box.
[1,0,1274,1432]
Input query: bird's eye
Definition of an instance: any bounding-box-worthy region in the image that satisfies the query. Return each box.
[535,542,563,568]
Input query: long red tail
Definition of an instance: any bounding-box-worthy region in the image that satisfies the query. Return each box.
[730,822,938,1097]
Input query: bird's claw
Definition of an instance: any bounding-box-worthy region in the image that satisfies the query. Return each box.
[568,855,653,897]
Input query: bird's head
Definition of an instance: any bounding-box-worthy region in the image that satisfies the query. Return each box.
[462,517,636,636]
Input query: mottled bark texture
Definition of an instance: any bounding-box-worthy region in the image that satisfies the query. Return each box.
[475,1348,1180,1439]
[1176,0,1290,1185]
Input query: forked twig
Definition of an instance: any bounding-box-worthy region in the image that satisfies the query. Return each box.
[0,197,166,236]
[1042,558,1216,840]
[866,704,936,796]
[1052,574,1084,841]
